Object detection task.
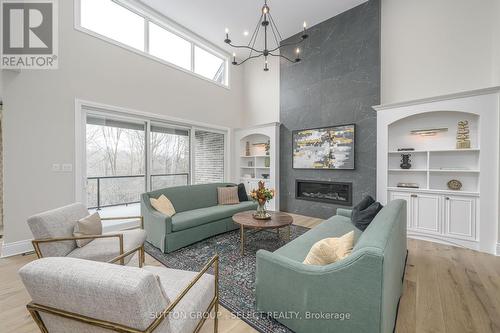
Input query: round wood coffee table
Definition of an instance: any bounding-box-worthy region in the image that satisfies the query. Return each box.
[232,211,294,255]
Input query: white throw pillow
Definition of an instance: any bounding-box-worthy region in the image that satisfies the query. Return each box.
[73,212,102,247]
[150,195,176,217]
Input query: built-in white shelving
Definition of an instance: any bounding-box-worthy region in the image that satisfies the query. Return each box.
[375,88,500,254]
[233,123,280,211]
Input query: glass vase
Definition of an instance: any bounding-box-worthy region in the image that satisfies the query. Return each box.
[254,201,270,220]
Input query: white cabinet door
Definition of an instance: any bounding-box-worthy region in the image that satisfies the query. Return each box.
[389,191,413,229]
[444,196,476,240]
[413,194,441,234]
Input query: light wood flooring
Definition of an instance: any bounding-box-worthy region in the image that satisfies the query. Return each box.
[1,213,499,333]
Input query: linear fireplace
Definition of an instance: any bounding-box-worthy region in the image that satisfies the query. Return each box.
[296,180,353,206]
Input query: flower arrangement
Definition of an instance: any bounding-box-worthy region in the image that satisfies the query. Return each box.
[250,181,275,219]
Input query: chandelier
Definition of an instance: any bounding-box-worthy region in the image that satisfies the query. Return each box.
[224,0,308,71]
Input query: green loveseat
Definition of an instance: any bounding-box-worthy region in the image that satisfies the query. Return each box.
[255,200,407,333]
[141,183,257,253]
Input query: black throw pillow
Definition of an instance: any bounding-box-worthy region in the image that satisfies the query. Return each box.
[227,184,249,202]
[351,195,383,231]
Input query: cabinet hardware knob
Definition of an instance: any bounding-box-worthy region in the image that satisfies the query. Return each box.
[411,194,418,198]
[445,197,450,200]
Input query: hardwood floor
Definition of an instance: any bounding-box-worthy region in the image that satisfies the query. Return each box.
[1,213,499,333]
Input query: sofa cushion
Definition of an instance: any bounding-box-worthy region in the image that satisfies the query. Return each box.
[303,231,355,265]
[171,201,256,232]
[274,216,361,262]
[67,229,146,263]
[150,194,176,217]
[73,212,103,247]
[217,186,240,205]
[352,195,383,231]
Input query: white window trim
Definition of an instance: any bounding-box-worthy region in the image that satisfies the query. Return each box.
[74,98,231,205]
[73,0,231,89]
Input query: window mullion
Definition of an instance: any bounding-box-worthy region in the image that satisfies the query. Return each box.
[145,120,152,191]
[144,19,149,53]
[191,43,195,72]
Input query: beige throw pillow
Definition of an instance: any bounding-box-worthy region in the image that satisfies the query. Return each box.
[217,187,240,205]
[303,231,355,266]
[150,195,176,217]
[73,212,102,247]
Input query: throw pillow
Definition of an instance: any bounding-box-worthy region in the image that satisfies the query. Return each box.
[218,186,240,205]
[227,183,249,202]
[303,231,355,266]
[73,212,102,247]
[150,195,176,217]
[351,195,383,231]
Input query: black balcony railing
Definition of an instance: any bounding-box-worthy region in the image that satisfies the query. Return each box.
[87,173,189,210]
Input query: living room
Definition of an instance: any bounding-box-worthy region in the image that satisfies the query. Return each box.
[1,0,500,332]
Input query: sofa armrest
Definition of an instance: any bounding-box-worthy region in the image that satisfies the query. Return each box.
[336,208,353,218]
[256,249,384,333]
[141,196,173,252]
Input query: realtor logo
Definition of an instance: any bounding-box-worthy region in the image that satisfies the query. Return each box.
[1,0,58,69]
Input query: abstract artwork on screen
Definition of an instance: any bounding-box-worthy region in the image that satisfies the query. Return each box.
[293,124,355,169]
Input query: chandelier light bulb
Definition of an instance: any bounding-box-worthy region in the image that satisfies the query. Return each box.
[225,28,229,34]
[303,21,307,29]
[296,48,300,54]
[243,30,249,36]
[233,53,236,57]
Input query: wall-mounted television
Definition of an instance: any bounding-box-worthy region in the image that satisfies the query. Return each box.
[292,124,355,170]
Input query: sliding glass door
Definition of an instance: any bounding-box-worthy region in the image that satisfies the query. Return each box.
[84,110,227,209]
[86,115,146,209]
[150,124,190,190]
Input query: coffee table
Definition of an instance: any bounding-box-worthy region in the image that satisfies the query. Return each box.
[232,211,294,255]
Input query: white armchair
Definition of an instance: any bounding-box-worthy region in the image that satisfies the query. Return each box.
[27,203,146,266]
[19,255,219,333]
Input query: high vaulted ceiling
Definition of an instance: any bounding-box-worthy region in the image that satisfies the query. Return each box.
[138,0,368,55]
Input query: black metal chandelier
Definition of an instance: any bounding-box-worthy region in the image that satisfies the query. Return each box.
[224,0,308,71]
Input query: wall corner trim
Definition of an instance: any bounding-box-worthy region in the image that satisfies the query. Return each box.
[373,86,500,111]
[1,239,34,258]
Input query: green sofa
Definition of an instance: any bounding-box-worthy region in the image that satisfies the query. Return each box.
[141,183,257,253]
[255,200,407,333]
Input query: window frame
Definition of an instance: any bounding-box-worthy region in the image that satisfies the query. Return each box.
[75,99,230,207]
[74,0,230,88]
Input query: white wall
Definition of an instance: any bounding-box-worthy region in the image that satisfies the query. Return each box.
[495,0,500,84]
[241,56,280,127]
[1,0,244,249]
[381,0,499,104]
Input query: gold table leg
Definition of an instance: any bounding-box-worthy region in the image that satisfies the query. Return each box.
[240,225,245,256]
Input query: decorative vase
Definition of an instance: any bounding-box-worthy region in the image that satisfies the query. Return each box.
[253,200,271,220]
[400,154,412,169]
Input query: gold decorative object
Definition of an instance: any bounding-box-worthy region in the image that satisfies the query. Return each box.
[456,120,471,149]
[447,179,463,191]
[245,141,251,156]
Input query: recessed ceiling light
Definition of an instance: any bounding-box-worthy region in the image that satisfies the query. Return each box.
[243,30,249,36]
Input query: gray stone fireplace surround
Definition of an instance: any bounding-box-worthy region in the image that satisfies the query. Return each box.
[279,0,380,219]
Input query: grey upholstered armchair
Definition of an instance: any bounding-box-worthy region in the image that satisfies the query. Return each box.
[27,203,146,266]
[19,255,219,333]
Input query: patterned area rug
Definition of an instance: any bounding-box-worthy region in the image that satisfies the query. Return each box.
[145,225,310,333]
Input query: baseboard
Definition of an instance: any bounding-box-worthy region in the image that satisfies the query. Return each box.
[496,243,500,256]
[1,239,34,258]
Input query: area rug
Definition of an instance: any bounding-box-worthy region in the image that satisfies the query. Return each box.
[144,225,310,333]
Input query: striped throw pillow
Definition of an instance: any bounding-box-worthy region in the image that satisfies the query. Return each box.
[217,187,240,205]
